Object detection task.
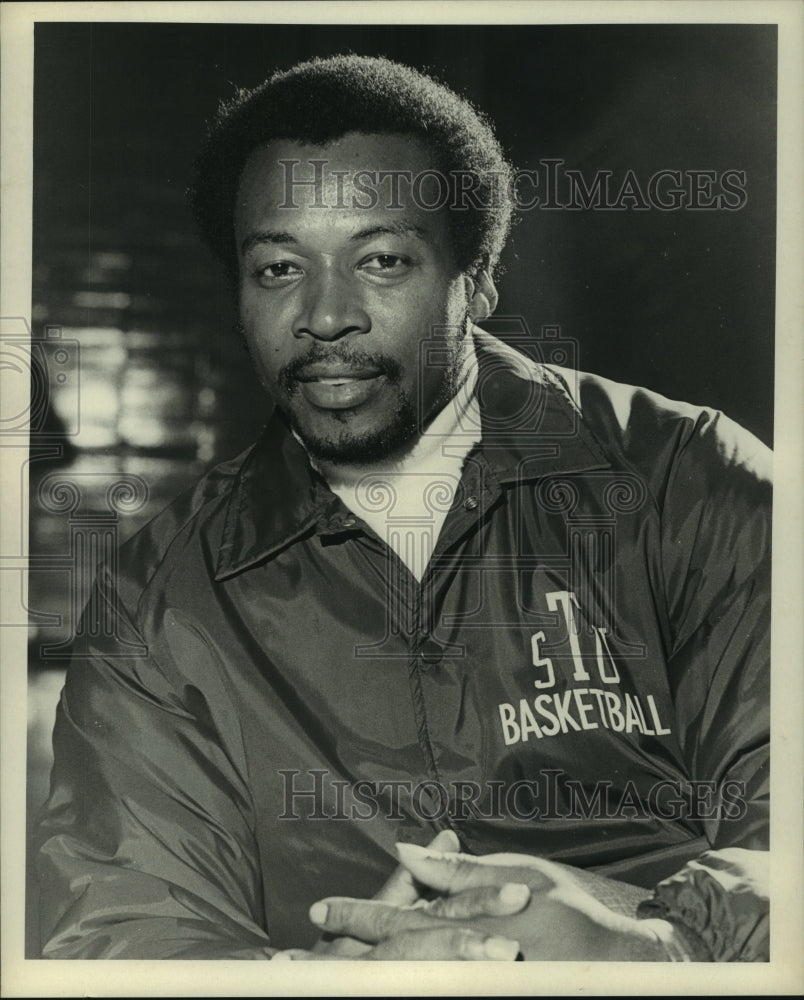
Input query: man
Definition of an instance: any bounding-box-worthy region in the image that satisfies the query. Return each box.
[36,55,770,961]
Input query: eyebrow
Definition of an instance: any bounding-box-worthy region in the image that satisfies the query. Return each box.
[348,222,428,242]
[240,221,429,256]
[240,231,297,254]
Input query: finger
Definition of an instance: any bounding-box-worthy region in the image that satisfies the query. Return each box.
[424,882,531,919]
[366,927,520,961]
[308,889,528,950]
[309,897,438,943]
[426,828,461,853]
[394,842,551,896]
[310,892,528,947]
[374,829,461,906]
[273,948,357,962]
[276,944,380,962]
[312,935,373,957]
[274,930,520,962]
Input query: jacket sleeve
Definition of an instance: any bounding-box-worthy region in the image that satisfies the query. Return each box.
[36,569,276,959]
[637,403,772,961]
[637,848,769,961]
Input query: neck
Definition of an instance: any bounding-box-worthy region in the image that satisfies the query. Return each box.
[315,335,482,581]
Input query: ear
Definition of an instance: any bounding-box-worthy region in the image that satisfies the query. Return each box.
[464,269,499,323]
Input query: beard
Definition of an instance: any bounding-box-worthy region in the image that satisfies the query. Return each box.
[269,331,470,466]
[284,390,420,465]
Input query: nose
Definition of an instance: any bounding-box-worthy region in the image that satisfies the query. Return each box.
[292,267,371,341]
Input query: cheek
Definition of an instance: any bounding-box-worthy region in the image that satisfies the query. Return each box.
[392,279,467,338]
[239,297,287,368]
[239,330,284,393]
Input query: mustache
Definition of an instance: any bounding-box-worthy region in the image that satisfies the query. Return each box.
[278,346,403,393]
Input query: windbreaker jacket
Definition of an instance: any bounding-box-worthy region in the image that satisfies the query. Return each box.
[37,333,771,960]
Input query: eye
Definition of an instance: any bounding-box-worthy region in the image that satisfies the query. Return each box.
[254,261,303,286]
[359,253,412,278]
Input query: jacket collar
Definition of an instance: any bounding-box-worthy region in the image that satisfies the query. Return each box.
[215,331,610,580]
[469,330,609,483]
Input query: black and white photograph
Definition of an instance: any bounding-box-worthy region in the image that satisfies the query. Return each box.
[1,1,802,995]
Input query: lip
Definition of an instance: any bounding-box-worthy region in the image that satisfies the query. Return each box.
[297,373,387,410]
[296,362,383,382]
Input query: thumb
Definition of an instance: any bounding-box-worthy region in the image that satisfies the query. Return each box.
[374,829,461,905]
[394,843,551,896]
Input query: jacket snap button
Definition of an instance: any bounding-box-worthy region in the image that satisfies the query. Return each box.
[463,495,479,511]
[419,638,443,665]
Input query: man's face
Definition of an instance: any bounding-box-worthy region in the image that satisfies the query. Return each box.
[234,133,477,464]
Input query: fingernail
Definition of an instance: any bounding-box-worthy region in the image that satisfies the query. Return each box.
[484,936,521,961]
[272,951,294,961]
[499,882,530,907]
[308,901,328,924]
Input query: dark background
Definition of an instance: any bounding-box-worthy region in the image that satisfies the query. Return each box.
[27,21,776,955]
[33,22,777,448]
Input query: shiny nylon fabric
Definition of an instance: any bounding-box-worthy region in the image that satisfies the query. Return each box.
[36,335,771,957]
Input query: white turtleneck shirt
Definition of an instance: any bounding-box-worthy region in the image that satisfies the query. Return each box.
[312,341,482,582]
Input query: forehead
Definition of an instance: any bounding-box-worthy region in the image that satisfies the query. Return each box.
[234,133,450,240]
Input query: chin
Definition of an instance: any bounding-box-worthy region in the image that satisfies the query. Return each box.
[290,403,420,466]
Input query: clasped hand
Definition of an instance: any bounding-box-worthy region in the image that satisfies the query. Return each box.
[273,831,672,961]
